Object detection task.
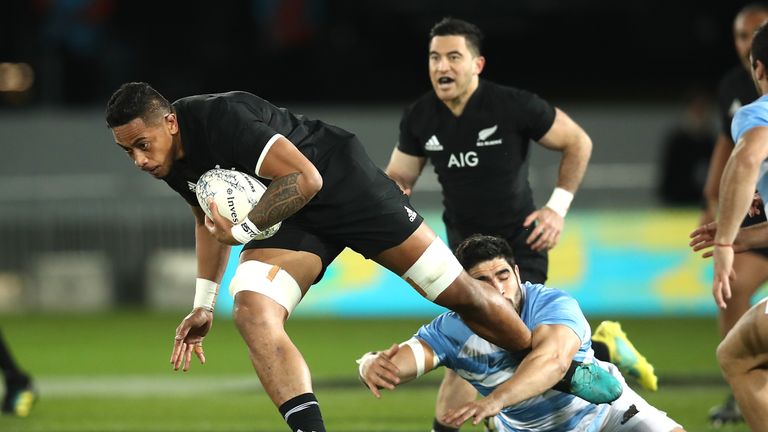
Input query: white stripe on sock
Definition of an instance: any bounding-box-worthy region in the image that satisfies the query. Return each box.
[283,400,319,421]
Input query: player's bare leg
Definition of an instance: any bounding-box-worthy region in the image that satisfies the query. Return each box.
[711,252,768,424]
[233,248,326,432]
[719,253,768,337]
[433,369,477,431]
[717,299,768,432]
[374,222,531,352]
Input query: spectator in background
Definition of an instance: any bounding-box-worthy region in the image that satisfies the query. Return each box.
[658,91,717,205]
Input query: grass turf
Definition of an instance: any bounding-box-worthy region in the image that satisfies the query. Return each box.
[0,311,752,431]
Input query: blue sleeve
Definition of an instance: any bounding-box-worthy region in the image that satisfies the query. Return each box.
[415,313,466,370]
[732,102,768,144]
[530,292,590,346]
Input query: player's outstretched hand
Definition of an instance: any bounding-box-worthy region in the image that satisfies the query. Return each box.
[357,344,401,398]
[689,222,752,258]
[712,246,736,310]
[171,308,213,372]
[204,201,239,245]
[442,397,501,428]
[523,207,563,251]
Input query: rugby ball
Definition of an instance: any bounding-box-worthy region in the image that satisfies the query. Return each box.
[195,169,281,239]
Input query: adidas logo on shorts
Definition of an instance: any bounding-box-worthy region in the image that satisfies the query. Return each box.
[404,206,417,222]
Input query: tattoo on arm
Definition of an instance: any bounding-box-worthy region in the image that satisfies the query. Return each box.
[248,172,308,229]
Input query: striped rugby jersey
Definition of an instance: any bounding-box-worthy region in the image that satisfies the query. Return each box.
[416,282,612,431]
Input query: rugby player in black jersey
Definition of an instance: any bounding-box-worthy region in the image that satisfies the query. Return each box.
[385,18,662,432]
[105,83,620,432]
[387,17,592,285]
[697,4,768,425]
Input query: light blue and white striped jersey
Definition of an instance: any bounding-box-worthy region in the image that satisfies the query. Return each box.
[731,94,768,213]
[416,282,611,431]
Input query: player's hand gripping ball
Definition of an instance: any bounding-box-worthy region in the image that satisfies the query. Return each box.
[195,169,280,239]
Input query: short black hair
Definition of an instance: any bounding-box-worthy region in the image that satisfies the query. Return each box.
[105,82,171,128]
[753,22,768,71]
[429,17,484,56]
[455,234,516,271]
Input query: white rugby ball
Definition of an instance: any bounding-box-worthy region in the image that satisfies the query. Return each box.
[195,169,281,239]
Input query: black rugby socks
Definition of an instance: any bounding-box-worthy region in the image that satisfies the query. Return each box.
[279,392,326,432]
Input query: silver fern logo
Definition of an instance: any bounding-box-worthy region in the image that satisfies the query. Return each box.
[476,125,502,147]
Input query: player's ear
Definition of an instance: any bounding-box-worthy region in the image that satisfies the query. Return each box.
[474,55,486,75]
[513,264,522,285]
[165,112,179,134]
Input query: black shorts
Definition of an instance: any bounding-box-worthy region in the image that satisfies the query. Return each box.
[445,222,548,284]
[742,212,768,258]
[242,136,423,283]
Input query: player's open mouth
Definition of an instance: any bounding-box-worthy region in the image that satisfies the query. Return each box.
[437,77,454,87]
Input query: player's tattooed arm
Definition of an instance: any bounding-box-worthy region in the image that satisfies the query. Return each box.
[247,172,314,229]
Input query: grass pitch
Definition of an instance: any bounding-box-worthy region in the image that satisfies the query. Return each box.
[0,312,752,431]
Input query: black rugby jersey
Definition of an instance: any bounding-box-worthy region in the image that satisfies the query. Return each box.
[163,91,374,210]
[398,80,555,233]
[717,65,758,137]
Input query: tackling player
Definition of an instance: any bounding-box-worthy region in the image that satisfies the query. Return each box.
[105,83,621,432]
[357,235,685,431]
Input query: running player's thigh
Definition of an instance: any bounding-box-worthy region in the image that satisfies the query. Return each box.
[240,248,322,293]
[731,252,768,295]
[722,299,768,369]
[373,222,437,275]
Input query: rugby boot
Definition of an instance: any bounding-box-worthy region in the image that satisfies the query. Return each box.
[708,394,743,427]
[2,374,37,417]
[569,362,623,404]
[592,321,658,391]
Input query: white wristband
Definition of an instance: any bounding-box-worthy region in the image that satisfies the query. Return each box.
[356,351,379,384]
[402,338,426,377]
[545,187,574,218]
[230,218,261,244]
[193,278,219,311]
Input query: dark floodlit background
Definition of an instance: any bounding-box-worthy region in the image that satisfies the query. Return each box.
[0,0,748,105]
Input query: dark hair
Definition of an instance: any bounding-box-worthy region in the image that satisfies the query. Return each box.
[105,82,171,128]
[752,22,768,70]
[455,234,516,271]
[429,17,484,56]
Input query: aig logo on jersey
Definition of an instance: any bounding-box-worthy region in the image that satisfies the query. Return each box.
[448,151,478,168]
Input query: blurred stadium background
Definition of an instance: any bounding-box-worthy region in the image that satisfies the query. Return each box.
[0,0,762,430]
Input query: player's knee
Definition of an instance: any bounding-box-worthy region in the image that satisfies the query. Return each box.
[402,237,463,303]
[230,260,303,326]
[716,337,742,377]
[232,296,279,329]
